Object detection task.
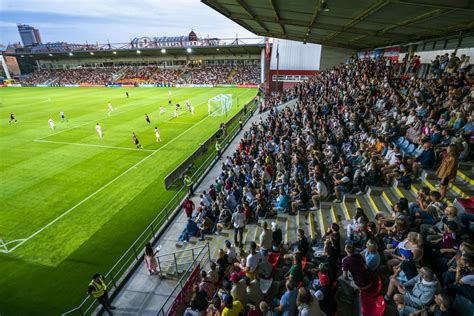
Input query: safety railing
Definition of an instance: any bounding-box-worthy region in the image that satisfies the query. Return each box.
[156,243,211,316]
[62,98,258,316]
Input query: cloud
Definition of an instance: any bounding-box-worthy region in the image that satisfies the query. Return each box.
[0,0,257,44]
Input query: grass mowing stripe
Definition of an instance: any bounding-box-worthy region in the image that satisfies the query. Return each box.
[34,139,156,152]
[8,111,214,253]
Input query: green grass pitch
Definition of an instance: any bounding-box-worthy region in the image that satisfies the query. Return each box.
[0,86,257,315]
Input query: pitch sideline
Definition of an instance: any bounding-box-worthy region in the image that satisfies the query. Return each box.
[8,112,215,253]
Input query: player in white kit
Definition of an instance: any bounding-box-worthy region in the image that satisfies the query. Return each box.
[154,127,162,142]
[107,102,113,116]
[173,107,179,118]
[96,123,103,138]
[48,118,55,130]
[160,106,165,114]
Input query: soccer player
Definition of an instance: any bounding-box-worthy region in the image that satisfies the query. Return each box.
[189,105,195,115]
[154,127,162,142]
[160,106,165,114]
[8,112,17,124]
[168,91,172,106]
[96,123,103,138]
[132,132,143,149]
[107,102,113,116]
[145,114,151,125]
[126,91,129,98]
[173,107,179,118]
[59,111,67,122]
[48,117,55,130]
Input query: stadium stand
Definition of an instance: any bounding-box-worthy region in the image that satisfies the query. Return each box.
[164,56,473,316]
[19,64,261,86]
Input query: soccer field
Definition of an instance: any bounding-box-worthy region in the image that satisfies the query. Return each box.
[0,86,257,314]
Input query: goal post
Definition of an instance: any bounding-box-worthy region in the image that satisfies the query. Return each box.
[208,94,233,116]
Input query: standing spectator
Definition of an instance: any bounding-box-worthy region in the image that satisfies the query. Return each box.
[87,273,116,314]
[272,221,283,252]
[275,280,297,316]
[341,244,372,289]
[435,145,458,200]
[231,207,246,247]
[258,221,273,255]
[182,197,195,218]
[297,287,315,315]
[144,242,160,275]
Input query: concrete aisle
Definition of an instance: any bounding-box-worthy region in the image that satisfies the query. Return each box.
[111,101,295,315]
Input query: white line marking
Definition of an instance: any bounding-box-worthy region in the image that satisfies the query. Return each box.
[34,139,156,152]
[8,112,215,253]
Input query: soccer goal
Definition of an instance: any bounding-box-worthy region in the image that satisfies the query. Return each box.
[208,94,233,116]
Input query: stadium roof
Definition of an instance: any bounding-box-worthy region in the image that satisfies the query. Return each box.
[4,44,264,59]
[202,0,474,50]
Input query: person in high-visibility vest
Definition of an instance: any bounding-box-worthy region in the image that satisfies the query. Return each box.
[215,141,222,159]
[87,273,115,314]
[184,174,193,196]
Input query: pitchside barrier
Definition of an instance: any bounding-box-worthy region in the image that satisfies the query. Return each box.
[163,96,258,189]
[61,96,295,315]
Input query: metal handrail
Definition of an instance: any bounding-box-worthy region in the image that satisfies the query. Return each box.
[62,99,257,315]
[156,243,211,316]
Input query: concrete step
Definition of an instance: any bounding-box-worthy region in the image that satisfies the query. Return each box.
[307,212,317,240]
[355,195,375,222]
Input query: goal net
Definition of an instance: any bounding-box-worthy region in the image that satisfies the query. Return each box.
[208,94,232,116]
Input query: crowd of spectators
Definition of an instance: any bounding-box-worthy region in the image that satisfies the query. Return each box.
[188,65,233,85]
[21,68,117,85]
[20,64,261,86]
[54,68,117,85]
[231,65,260,85]
[177,55,473,316]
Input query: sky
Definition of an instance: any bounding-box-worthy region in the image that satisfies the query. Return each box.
[0,0,257,45]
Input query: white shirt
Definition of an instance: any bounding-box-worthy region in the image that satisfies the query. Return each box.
[232,212,246,228]
[96,125,101,132]
[48,119,54,126]
[316,181,328,197]
[246,252,262,272]
[155,130,160,136]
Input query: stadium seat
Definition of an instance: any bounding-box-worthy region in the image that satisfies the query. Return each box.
[404,143,416,155]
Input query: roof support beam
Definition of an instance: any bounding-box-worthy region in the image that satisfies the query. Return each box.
[237,0,270,33]
[303,0,324,42]
[391,0,474,12]
[349,8,453,42]
[269,0,286,35]
[325,0,390,42]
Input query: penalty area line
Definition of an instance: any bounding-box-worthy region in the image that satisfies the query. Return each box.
[8,113,214,253]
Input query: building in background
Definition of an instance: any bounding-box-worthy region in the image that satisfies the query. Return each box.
[269,39,321,92]
[17,24,42,47]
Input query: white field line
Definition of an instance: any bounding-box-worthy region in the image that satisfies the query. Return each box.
[34,93,199,141]
[34,139,156,152]
[8,113,214,253]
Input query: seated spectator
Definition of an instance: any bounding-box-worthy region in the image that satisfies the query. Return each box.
[229,272,248,307]
[392,267,440,315]
[178,218,199,242]
[221,294,243,316]
[245,276,264,306]
[199,270,217,300]
[362,239,381,273]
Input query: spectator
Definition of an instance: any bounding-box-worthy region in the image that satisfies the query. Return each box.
[274,280,297,316]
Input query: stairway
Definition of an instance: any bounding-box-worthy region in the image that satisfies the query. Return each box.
[227,67,237,82]
[180,164,473,261]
